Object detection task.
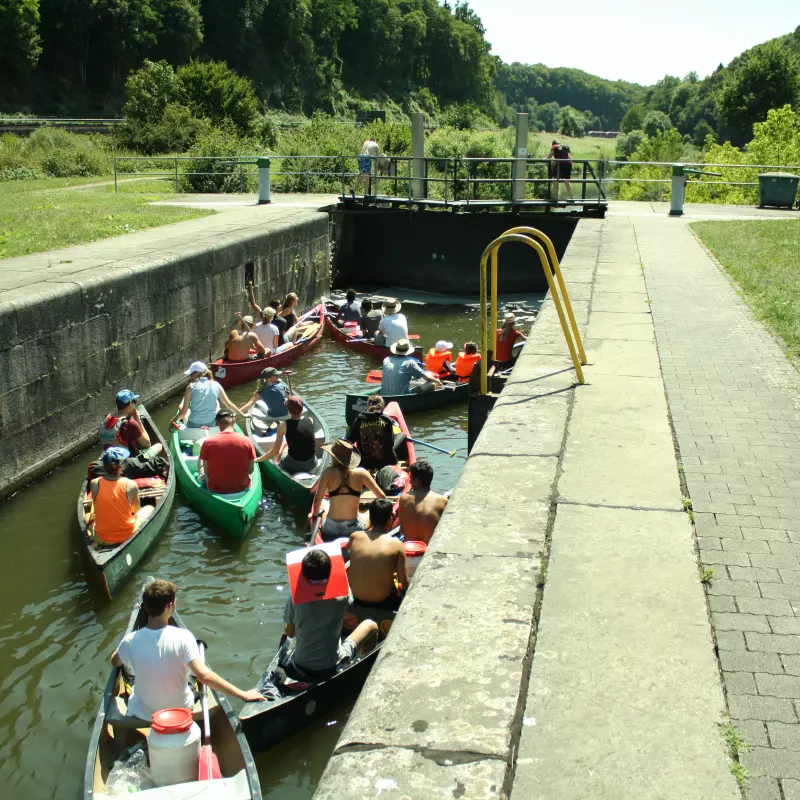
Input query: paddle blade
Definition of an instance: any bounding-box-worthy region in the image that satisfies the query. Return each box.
[366,370,383,383]
[199,743,221,781]
[407,334,420,340]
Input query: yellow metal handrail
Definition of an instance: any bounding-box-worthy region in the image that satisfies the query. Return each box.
[479,227,586,393]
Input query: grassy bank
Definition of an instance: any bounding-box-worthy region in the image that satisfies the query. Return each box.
[692,220,800,356]
[0,180,211,260]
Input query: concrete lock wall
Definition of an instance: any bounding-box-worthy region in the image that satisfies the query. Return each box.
[0,215,329,500]
[333,210,578,294]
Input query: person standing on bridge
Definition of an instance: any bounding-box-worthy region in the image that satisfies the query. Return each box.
[548,140,573,200]
[353,138,381,196]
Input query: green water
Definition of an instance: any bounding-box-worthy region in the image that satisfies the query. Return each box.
[0,300,539,799]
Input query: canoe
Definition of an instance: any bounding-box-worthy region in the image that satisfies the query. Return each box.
[84,582,262,799]
[211,303,325,388]
[322,300,422,360]
[170,424,262,540]
[78,406,176,600]
[239,607,394,754]
[344,381,469,426]
[246,398,331,509]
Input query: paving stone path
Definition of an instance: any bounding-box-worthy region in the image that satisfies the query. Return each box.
[637,217,800,800]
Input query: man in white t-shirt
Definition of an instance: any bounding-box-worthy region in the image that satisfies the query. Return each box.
[376,298,408,348]
[111,579,264,720]
[254,307,280,353]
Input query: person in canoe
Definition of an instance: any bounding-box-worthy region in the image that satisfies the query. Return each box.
[346,394,406,471]
[282,549,378,680]
[199,410,256,494]
[359,297,383,341]
[86,447,155,545]
[279,291,300,330]
[247,281,288,346]
[255,395,317,475]
[310,439,386,542]
[424,340,456,380]
[336,288,361,325]
[375,298,408,348]
[170,361,244,440]
[398,461,448,545]
[454,342,482,383]
[380,339,443,396]
[99,389,163,458]
[110,579,264,722]
[254,306,282,353]
[225,313,267,361]
[241,367,290,422]
[347,499,407,610]
[496,312,527,368]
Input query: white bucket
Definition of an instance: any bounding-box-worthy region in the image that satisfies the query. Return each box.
[147,708,201,787]
[405,541,427,581]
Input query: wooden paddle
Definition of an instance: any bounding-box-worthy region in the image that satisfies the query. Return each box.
[365,370,457,389]
[197,643,221,781]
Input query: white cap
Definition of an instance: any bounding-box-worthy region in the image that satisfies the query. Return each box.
[184,360,209,375]
[503,312,517,323]
[435,340,453,352]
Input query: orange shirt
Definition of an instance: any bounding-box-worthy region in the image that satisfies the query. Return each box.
[94,478,136,544]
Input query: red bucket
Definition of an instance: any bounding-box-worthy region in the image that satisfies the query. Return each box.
[405,541,427,558]
[151,707,193,734]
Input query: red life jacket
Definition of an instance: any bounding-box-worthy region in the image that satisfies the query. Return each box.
[425,349,452,378]
[98,415,124,449]
[455,352,481,382]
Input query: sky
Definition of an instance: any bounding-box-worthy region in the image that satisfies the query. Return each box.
[466,0,799,85]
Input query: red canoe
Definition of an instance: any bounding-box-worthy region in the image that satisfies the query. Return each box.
[211,304,324,388]
[311,401,416,545]
[323,302,422,360]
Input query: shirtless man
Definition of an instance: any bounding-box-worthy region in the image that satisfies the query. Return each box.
[225,313,266,362]
[348,499,407,609]
[398,460,448,545]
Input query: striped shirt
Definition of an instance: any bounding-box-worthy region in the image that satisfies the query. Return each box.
[380,355,427,396]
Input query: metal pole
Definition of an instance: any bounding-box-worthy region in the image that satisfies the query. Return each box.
[512,113,529,203]
[114,158,118,193]
[479,253,488,395]
[444,160,449,205]
[411,112,425,200]
[490,249,498,360]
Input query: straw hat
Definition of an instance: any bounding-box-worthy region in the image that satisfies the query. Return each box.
[321,438,361,468]
[390,338,414,355]
[382,298,401,313]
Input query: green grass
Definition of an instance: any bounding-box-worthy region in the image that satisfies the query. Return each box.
[0,180,212,259]
[530,132,617,160]
[692,220,800,357]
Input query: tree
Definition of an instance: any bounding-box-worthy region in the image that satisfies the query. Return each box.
[717,40,800,141]
[0,0,41,80]
[692,119,716,147]
[643,110,671,137]
[123,59,179,124]
[558,106,586,137]
[615,129,645,158]
[620,105,646,133]
[176,60,260,135]
[151,0,203,64]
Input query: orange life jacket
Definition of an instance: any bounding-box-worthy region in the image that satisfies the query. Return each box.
[93,477,136,544]
[455,352,481,382]
[425,349,452,377]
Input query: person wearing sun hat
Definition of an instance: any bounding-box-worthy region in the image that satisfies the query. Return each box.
[375,298,408,348]
[380,338,442,396]
[495,311,527,367]
[170,361,244,440]
[424,339,456,379]
[87,446,155,544]
[310,438,386,542]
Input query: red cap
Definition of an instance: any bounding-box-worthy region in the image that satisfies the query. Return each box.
[285,395,304,415]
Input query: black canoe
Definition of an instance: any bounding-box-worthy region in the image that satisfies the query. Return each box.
[239,607,395,754]
[78,406,176,600]
[344,381,469,426]
[84,581,262,799]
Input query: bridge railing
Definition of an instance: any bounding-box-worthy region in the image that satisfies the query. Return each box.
[112,154,607,202]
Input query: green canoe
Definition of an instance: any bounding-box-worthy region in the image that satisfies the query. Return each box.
[344,381,469,426]
[170,424,263,540]
[246,399,331,509]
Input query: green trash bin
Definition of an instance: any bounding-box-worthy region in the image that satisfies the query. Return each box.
[758,172,799,209]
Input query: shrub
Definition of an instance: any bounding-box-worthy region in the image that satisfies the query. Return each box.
[615,129,645,159]
[116,103,211,154]
[123,59,178,124]
[180,125,259,193]
[643,110,672,138]
[439,103,495,131]
[0,166,46,181]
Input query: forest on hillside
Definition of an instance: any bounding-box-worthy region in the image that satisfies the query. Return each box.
[1,0,799,148]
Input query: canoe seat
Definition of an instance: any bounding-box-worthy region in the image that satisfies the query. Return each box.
[107,693,217,729]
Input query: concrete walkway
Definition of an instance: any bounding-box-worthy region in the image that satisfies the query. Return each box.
[638,217,800,800]
[313,215,740,799]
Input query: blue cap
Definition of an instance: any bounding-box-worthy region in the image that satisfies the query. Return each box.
[115,389,140,409]
[102,447,130,467]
